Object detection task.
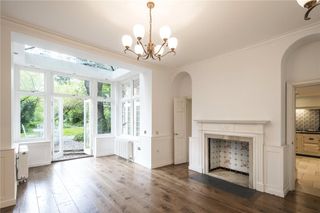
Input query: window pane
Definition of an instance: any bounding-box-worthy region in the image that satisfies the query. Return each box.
[97,101,111,134]
[54,75,89,96]
[20,96,44,139]
[134,100,140,136]
[121,82,131,98]
[122,101,132,135]
[20,70,44,92]
[133,79,140,97]
[97,82,111,98]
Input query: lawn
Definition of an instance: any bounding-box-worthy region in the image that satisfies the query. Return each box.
[63,127,84,136]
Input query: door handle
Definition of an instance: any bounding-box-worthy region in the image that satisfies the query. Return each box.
[174,133,179,136]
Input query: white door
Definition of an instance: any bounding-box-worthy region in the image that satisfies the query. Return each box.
[83,99,92,155]
[53,97,63,159]
[174,97,188,164]
[287,83,296,190]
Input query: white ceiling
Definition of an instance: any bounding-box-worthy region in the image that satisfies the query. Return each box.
[2,0,320,68]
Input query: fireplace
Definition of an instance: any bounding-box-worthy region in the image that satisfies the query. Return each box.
[190,120,268,192]
[207,136,253,188]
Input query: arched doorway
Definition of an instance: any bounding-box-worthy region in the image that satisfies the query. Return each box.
[172,72,192,165]
[283,34,320,196]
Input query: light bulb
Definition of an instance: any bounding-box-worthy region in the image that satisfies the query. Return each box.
[168,37,178,49]
[296,0,314,8]
[133,24,145,39]
[160,25,171,40]
[154,45,164,56]
[122,35,132,48]
[134,44,144,55]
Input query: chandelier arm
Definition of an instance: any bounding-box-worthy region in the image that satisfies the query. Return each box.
[137,39,148,55]
[304,3,320,20]
[124,48,139,57]
[153,40,167,57]
[161,49,176,58]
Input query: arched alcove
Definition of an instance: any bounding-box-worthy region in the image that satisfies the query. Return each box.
[282,33,320,194]
[282,33,320,83]
[171,71,192,165]
[172,71,192,98]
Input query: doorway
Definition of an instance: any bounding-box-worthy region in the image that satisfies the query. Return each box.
[172,72,192,165]
[53,97,92,161]
[290,83,320,197]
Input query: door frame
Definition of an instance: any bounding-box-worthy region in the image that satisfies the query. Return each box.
[287,79,320,191]
[52,97,64,160]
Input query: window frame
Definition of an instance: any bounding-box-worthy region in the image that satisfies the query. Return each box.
[14,66,48,142]
[96,80,113,136]
[120,76,140,137]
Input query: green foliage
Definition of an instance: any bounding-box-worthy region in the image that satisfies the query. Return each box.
[63,127,84,136]
[63,98,84,127]
[97,102,111,134]
[54,75,89,96]
[73,133,84,142]
[20,96,44,135]
[97,82,111,98]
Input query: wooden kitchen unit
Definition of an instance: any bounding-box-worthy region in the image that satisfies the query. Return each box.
[296,132,320,157]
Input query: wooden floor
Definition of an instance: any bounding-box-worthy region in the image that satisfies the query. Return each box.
[2,156,320,213]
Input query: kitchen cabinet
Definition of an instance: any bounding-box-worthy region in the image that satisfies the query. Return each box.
[296,133,320,157]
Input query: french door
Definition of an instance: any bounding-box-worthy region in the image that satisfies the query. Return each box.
[83,99,92,155]
[53,97,63,159]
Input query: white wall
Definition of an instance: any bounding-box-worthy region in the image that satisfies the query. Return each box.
[285,41,320,83]
[181,24,320,197]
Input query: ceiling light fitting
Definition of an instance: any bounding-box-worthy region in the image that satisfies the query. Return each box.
[297,0,320,20]
[121,1,178,61]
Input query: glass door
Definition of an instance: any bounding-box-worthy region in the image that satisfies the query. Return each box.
[53,97,63,159]
[83,99,92,155]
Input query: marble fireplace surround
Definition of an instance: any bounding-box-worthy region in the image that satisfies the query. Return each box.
[195,120,269,192]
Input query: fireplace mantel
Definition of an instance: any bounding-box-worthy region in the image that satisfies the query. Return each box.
[195,120,270,125]
[190,120,266,193]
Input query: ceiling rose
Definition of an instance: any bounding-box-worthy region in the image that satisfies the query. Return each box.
[121,1,178,61]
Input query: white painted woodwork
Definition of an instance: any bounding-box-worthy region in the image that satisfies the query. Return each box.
[286,83,296,191]
[0,149,16,208]
[174,97,188,164]
[190,120,268,193]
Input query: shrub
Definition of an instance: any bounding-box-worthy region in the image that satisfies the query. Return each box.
[73,133,84,142]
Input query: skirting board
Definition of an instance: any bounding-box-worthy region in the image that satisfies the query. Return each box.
[188,165,202,173]
[152,159,173,169]
[29,160,51,168]
[0,198,16,209]
[265,185,286,198]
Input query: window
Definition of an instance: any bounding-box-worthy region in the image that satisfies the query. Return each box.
[121,77,140,136]
[16,68,46,141]
[20,70,44,92]
[54,75,90,96]
[97,82,111,98]
[20,96,45,139]
[97,81,112,135]
[97,101,111,134]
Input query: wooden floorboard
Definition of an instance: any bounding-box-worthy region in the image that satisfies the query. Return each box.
[1,155,320,213]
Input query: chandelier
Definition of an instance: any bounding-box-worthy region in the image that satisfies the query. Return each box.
[121,1,178,61]
[296,0,320,20]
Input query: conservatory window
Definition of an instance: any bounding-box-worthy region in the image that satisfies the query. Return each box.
[121,77,140,136]
[53,75,90,96]
[19,95,45,139]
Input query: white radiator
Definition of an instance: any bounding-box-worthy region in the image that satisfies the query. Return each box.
[16,145,29,183]
[115,139,134,161]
